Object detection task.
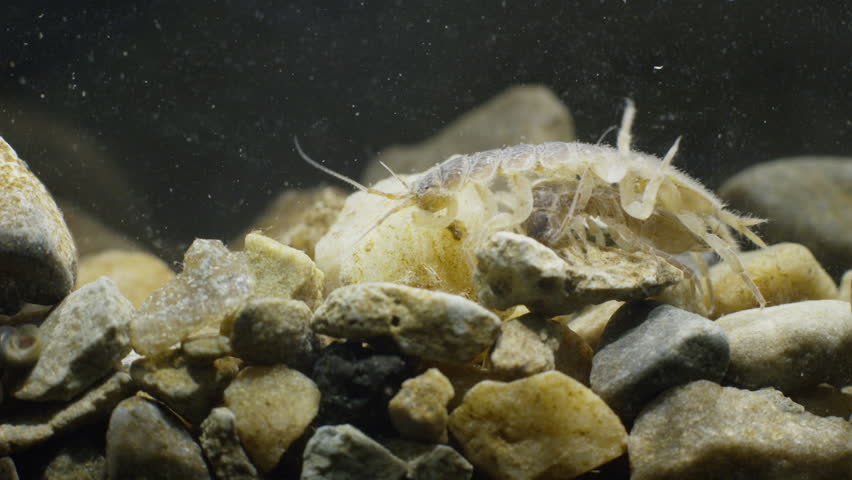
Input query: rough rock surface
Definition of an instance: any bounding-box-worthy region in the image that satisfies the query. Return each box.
[106,396,211,479]
[223,365,320,472]
[301,424,408,480]
[0,137,77,313]
[199,407,259,480]
[590,301,730,422]
[629,380,852,480]
[388,368,454,443]
[382,439,473,480]
[181,333,232,361]
[312,283,500,363]
[716,300,852,392]
[41,440,106,480]
[475,232,682,315]
[15,277,133,402]
[76,249,175,307]
[563,300,624,350]
[244,232,324,310]
[448,371,628,479]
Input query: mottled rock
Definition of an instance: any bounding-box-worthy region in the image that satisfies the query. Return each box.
[312,283,500,363]
[131,239,253,356]
[15,277,133,402]
[312,341,413,434]
[389,368,454,443]
[0,138,77,314]
[76,249,175,308]
[630,380,852,480]
[363,84,575,184]
[563,300,624,350]
[490,314,593,383]
[130,352,240,424]
[223,365,320,472]
[227,297,319,370]
[717,300,852,392]
[199,407,259,480]
[719,156,852,278]
[244,233,324,310]
[301,424,408,480]
[382,439,473,480]
[709,242,839,316]
[590,301,730,422]
[475,232,682,315]
[106,396,210,479]
[448,371,628,480]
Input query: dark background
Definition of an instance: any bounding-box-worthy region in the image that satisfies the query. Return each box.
[1,0,850,260]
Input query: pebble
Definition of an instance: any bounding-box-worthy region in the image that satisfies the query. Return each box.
[709,242,838,316]
[388,368,454,443]
[448,371,628,479]
[199,407,260,480]
[41,440,106,480]
[244,232,324,310]
[181,333,232,361]
[382,439,473,480]
[562,300,624,350]
[227,297,319,371]
[0,457,17,480]
[130,351,241,424]
[106,396,211,479]
[130,239,253,356]
[474,232,682,315]
[490,313,593,383]
[223,364,320,472]
[76,249,175,308]
[0,137,77,313]
[312,283,500,364]
[629,380,852,479]
[311,341,413,435]
[301,424,408,480]
[15,277,133,402]
[716,299,852,392]
[590,301,730,422]
[719,156,852,278]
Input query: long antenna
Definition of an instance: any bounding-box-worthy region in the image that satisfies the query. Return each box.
[294,136,371,193]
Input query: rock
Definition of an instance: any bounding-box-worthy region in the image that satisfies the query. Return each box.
[388,368,454,443]
[490,313,593,383]
[719,156,852,278]
[227,297,319,371]
[363,85,575,184]
[0,137,77,313]
[181,333,232,361]
[106,396,211,479]
[448,371,628,479]
[562,300,624,350]
[589,301,730,422]
[312,341,413,435]
[838,269,851,303]
[130,351,240,424]
[59,201,145,257]
[424,361,505,410]
[244,233,324,310]
[232,186,347,259]
[301,424,408,480]
[629,380,852,479]
[381,439,473,480]
[223,364,320,472]
[709,242,838,316]
[41,441,106,480]
[790,384,852,420]
[0,457,17,480]
[312,283,500,363]
[131,239,253,356]
[15,277,133,402]
[716,300,852,392]
[76,249,175,308]
[199,407,260,480]
[475,232,682,315]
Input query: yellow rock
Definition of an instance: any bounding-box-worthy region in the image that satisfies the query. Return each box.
[76,250,175,308]
[389,368,454,443]
[244,233,324,310]
[561,300,623,350]
[448,371,627,479]
[709,242,838,317]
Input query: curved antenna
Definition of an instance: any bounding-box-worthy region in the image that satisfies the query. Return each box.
[378,159,411,190]
[595,124,618,146]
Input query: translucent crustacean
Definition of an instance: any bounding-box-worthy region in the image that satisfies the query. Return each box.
[297,100,767,309]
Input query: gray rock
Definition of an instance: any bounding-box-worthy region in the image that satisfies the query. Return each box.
[14,277,133,402]
[382,439,473,480]
[301,424,408,480]
[228,297,319,370]
[475,232,682,315]
[312,283,500,364]
[0,137,77,314]
[717,300,852,392]
[106,396,211,480]
[199,407,259,480]
[590,301,729,422]
[630,380,852,480]
[719,156,852,278]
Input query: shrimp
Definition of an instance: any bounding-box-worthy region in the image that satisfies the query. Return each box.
[297,99,767,309]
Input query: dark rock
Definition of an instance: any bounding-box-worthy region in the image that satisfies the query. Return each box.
[229,297,319,371]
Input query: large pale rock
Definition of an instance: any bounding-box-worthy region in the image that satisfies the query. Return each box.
[630,380,852,480]
[448,371,628,479]
[389,368,454,443]
[0,137,77,313]
[301,424,408,480]
[76,249,175,308]
[312,283,500,363]
[244,233,324,310]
